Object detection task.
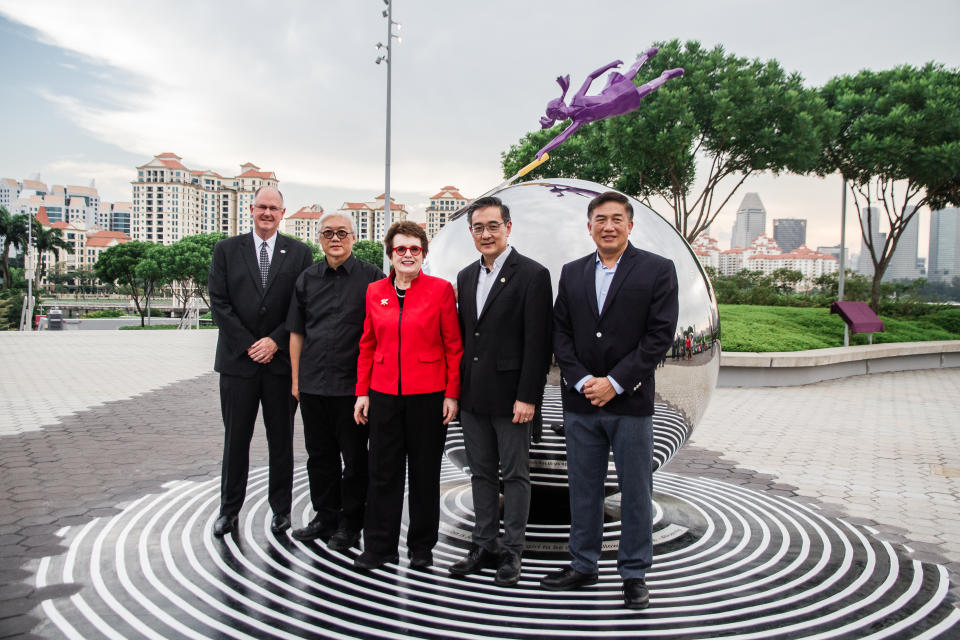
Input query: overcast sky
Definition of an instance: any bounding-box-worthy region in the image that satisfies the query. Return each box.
[1,0,958,257]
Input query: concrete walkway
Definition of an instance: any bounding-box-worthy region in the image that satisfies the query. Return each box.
[0,331,958,637]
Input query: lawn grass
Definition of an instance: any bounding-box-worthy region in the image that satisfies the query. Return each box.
[719,305,960,352]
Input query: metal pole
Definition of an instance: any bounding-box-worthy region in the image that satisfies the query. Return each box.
[384,0,392,236]
[21,214,34,331]
[839,179,848,346]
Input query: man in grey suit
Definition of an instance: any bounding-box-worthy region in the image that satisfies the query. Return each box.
[449,196,553,586]
[209,185,313,538]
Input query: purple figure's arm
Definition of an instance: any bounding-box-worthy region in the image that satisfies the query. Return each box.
[573,59,623,103]
[535,120,583,159]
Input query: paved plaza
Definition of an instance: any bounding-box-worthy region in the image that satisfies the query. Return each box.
[0,330,958,638]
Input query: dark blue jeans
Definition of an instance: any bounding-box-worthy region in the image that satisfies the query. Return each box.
[564,411,653,579]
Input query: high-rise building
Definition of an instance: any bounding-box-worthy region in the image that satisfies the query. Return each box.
[425,186,468,239]
[773,218,807,253]
[817,245,850,266]
[131,153,278,244]
[929,207,960,283]
[730,192,767,249]
[283,204,326,244]
[856,206,886,277]
[883,208,921,282]
[338,194,407,242]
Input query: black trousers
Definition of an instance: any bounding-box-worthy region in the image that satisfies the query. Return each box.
[218,371,296,517]
[363,390,447,556]
[299,393,369,531]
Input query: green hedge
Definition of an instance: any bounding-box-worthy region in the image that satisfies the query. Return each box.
[719,305,960,352]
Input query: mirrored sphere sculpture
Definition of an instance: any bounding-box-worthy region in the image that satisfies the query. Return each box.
[426,178,720,493]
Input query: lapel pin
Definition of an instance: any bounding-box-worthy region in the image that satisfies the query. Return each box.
[380,298,389,306]
[500,277,506,283]
[280,249,286,254]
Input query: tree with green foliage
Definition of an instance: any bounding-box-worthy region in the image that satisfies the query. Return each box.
[770,268,803,294]
[353,239,384,268]
[30,219,73,289]
[95,241,153,326]
[820,63,960,310]
[0,207,28,289]
[502,39,827,242]
[305,239,324,263]
[135,244,169,324]
[178,233,225,306]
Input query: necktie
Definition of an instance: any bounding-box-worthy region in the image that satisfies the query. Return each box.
[259,242,269,288]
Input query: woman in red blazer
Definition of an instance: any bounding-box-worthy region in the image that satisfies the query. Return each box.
[353,221,463,571]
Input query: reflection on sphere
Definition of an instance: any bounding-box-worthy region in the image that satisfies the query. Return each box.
[426,178,720,494]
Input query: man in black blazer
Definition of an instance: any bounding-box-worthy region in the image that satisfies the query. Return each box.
[541,191,678,609]
[208,185,313,537]
[450,196,553,586]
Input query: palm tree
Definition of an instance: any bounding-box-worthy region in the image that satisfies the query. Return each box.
[0,206,28,289]
[31,220,74,289]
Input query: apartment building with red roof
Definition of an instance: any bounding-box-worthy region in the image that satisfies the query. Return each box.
[425,185,468,239]
[132,153,279,244]
[337,194,408,242]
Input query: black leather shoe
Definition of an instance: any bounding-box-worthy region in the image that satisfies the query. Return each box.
[494,551,522,587]
[291,516,337,542]
[540,566,599,591]
[409,549,433,569]
[270,513,291,535]
[448,544,498,576]
[623,578,650,609]
[354,550,399,571]
[212,514,238,538]
[327,527,361,551]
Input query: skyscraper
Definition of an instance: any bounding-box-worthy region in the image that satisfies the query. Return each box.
[929,207,960,283]
[883,208,921,282]
[857,206,886,277]
[773,218,807,252]
[730,193,767,249]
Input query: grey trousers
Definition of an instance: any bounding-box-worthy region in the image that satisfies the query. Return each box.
[460,409,531,555]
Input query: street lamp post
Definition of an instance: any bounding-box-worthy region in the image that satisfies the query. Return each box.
[838,179,849,346]
[376,0,402,246]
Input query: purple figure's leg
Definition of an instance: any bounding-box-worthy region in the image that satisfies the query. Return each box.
[573,60,623,102]
[536,120,582,159]
[624,47,659,82]
[634,67,684,100]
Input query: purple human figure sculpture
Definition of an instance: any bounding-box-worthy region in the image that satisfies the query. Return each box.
[536,47,683,159]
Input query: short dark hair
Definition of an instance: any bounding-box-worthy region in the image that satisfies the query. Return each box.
[587,191,633,221]
[467,196,511,225]
[384,220,429,257]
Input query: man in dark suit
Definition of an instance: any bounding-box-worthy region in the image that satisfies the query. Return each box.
[541,191,678,609]
[208,184,313,538]
[449,196,553,586]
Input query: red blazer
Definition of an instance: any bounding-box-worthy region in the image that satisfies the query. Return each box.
[356,271,463,398]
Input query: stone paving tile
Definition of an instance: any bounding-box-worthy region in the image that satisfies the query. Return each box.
[0,331,217,436]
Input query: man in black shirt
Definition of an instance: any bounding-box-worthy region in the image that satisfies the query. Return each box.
[286,213,384,549]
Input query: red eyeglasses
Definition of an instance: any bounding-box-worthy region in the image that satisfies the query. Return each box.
[392,245,422,256]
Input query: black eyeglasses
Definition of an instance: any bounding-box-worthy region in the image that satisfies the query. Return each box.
[470,221,504,235]
[320,229,352,240]
[392,245,422,256]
